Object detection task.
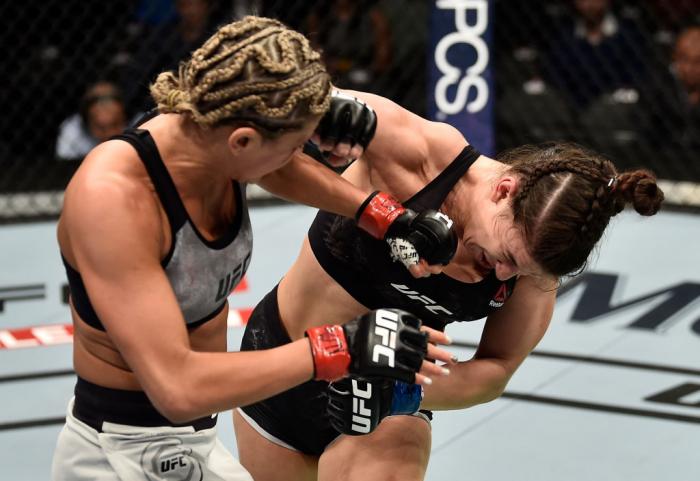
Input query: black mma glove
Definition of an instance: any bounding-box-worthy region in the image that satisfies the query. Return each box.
[302,140,338,171]
[356,191,458,267]
[305,308,428,383]
[327,375,423,435]
[316,90,377,150]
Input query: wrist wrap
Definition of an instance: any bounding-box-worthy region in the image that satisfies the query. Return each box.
[356,191,406,239]
[306,325,351,382]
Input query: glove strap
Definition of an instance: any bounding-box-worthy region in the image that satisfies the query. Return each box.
[356,191,406,240]
[390,381,423,415]
[305,325,352,382]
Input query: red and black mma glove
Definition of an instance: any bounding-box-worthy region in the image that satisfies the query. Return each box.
[326,375,423,435]
[305,308,428,383]
[356,191,458,268]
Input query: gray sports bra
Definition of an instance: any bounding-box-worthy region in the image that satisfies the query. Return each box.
[62,128,253,330]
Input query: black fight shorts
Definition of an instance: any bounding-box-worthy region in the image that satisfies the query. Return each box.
[239,285,340,456]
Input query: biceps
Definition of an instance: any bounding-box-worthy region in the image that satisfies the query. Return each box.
[81,266,190,373]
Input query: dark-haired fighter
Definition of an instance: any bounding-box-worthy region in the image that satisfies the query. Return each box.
[233,89,664,481]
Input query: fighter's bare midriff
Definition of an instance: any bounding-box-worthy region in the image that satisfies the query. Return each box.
[72,304,228,390]
[277,238,369,341]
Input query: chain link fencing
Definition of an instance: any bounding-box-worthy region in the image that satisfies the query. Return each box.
[1,0,699,221]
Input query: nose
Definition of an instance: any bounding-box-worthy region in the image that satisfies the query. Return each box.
[494,261,518,281]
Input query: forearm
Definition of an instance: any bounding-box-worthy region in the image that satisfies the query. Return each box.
[155,339,315,422]
[420,357,512,411]
[257,153,368,218]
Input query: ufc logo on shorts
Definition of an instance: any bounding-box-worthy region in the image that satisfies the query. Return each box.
[350,378,373,434]
[391,284,454,315]
[372,309,398,367]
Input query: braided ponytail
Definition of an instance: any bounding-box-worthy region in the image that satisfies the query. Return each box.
[614,170,664,216]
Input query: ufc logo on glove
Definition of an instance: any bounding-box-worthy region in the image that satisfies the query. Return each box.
[350,379,374,434]
[372,309,398,367]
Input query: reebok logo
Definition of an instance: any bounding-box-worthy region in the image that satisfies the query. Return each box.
[489,283,508,308]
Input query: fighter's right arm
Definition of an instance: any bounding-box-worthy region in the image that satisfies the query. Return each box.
[62,158,451,422]
[61,157,315,422]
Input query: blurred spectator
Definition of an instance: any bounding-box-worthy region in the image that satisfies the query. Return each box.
[496,45,578,150]
[544,0,651,109]
[305,0,392,92]
[673,26,700,109]
[377,0,428,115]
[640,25,700,179]
[135,0,178,26]
[233,0,262,19]
[646,0,700,48]
[55,81,128,161]
[123,0,223,112]
[259,1,314,30]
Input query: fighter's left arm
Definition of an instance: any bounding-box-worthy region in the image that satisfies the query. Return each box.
[255,90,377,216]
[255,150,369,217]
[420,275,556,410]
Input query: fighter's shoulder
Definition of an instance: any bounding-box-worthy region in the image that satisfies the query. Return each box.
[63,141,160,230]
[350,91,467,169]
[422,120,469,170]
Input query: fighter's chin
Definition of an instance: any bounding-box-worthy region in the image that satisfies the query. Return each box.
[447,265,487,283]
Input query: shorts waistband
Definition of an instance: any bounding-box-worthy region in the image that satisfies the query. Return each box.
[72,376,217,433]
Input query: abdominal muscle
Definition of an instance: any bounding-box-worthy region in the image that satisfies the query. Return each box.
[72,303,228,391]
[277,237,370,341]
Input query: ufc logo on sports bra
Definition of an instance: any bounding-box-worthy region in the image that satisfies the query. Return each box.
[350,378,373,434]
[372,309,399,368]
[215,253,251,302]
[390,284,454,316]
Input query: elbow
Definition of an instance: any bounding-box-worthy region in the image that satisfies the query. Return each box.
[471,373,512,406]
[157,395,197,424]
[487,380,508,402]
[146,380,200,424]
[485,369,516,403]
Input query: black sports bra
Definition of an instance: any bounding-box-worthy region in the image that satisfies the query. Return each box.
[308,145,517,331]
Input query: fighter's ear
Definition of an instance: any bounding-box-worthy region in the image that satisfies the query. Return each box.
[228,126,263,156]
[491,175,519,203]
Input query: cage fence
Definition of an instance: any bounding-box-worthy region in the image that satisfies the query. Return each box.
[1,0,699,222]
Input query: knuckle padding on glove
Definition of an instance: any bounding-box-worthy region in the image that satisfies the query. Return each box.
[384,210,457,266]
[396,350,424,373]
[399,313,421,330]
[317,94,377,148]
[342,308,427,384]
[399,328,428,350]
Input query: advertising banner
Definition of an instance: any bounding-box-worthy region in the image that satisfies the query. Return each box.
[429,0,494,155]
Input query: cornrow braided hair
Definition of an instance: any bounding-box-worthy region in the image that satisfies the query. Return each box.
[150,16,332,135]
[499,142,664,277]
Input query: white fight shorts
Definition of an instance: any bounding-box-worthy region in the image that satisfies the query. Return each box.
[51,398,253,481]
